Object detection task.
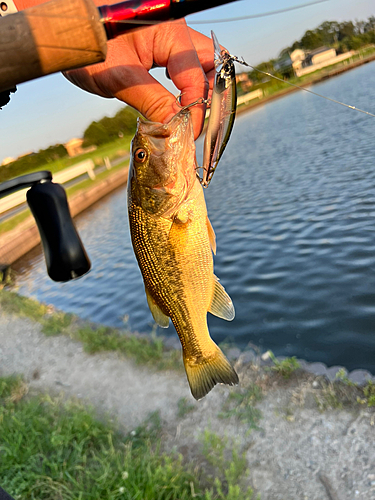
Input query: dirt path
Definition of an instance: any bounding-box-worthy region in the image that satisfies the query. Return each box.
[1,311,374,500]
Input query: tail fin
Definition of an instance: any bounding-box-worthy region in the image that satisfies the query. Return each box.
[183,343,239,400]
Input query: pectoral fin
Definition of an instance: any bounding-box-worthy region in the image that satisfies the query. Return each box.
[168,216,189,248]
[208,275,235,321]
[206,216,216,255]
[145,287,170,328]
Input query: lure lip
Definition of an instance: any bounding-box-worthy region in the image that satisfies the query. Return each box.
[211,30,222,69]
[200,30,237,188]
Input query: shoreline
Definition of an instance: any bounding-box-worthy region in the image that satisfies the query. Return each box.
[2,286,374,386]
[235,52,375,117]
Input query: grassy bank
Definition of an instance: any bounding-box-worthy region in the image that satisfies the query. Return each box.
[0,375,254,500]
[2,290,375,499]
[0,289,180,372]
[1,288,375,412]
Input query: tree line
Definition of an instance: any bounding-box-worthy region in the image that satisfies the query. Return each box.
[283,17,375,54]
[82,106,139,147]
[0,144,67,183]
[247,16,375,85]
[0,106,139,182]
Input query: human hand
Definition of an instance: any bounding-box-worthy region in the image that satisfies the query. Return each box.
[64,20,216,140]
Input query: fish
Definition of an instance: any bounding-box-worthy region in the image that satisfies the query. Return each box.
[201,31,237,187]
[127,108,239,400]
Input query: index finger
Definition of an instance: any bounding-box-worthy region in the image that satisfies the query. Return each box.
[154,20,209,139]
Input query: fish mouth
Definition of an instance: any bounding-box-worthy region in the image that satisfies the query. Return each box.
[136,110,192,156]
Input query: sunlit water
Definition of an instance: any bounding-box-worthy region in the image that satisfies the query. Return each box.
[12,62,375,372]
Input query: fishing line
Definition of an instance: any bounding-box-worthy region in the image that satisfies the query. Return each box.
[231,55,375,118]
[187,0,329,24]
[98,0,330,26]
[27,0,330,27]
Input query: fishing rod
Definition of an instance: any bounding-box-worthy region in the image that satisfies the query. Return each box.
[0,0,240,94]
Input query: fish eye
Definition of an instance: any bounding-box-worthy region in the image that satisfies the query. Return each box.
[134,148,147,163]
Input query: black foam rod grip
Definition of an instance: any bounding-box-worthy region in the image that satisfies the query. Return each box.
[27,181,91,282]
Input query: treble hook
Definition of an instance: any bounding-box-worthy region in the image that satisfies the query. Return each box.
[176,95,210,113]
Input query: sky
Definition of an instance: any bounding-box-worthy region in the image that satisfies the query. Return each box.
[0,0,373,162]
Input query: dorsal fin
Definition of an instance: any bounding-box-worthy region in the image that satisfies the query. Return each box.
[208,275,235,321]
[145,286,170,328]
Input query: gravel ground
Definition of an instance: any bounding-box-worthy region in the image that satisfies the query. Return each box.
[1,312,375,500]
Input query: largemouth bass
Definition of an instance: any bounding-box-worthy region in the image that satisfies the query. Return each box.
[127,109,239,400]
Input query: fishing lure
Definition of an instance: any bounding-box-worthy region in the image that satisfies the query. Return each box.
[201,31,237,187]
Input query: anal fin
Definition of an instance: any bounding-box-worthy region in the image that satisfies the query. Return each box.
[145,287,170,328]
[208,275,235,321]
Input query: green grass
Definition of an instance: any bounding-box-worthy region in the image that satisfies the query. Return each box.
[177,397,195,418]
[200,430,256,500]
[219,385,262,431]
[0,289,181,371]
[0,376,253,500]
[42,312,73,336]
[334,368,356,386]
[268,351,300,379]
[65,161,128,199]
[363,381,375,407]
[0,268,16,288]
[74,324,181,370]
[0,208,32,236]
[314,380,345,411]
[313,378,366,412]
[0,290,73,336]
[0,289,47,321]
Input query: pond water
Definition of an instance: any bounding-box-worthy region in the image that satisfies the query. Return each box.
[13,62,375,372]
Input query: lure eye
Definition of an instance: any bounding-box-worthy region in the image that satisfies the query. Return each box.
[134,148,147,163]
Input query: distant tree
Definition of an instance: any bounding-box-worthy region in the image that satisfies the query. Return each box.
[247,60,277,84]
[337,21,355,41]
[275,15,375,71]
[364,16,375,33]
[355,20,366,35]
[318,21,340,46]
[114,106,139,136]
[300,29,324,49]
[0,144,68,182]
[38,144,67,163]
[83,106,139,147]
[83,121,110,147]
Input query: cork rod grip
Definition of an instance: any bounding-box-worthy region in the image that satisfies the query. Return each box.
[0,0,107,92]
